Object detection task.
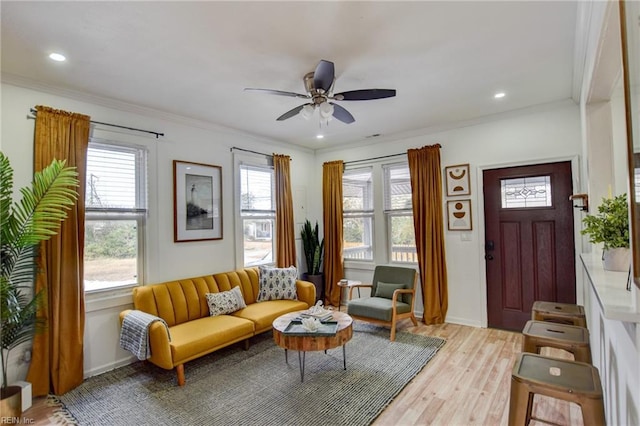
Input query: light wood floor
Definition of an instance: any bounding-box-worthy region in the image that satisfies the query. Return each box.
[24,321,583,425]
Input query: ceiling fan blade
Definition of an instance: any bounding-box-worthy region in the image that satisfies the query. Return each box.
[334,89,396,101]
[330,103,355,124]
[276,104,306,121]
[244,88,309,99]
[313,60,335,92]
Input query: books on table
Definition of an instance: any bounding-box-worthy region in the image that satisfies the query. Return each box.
[298,311,333,322]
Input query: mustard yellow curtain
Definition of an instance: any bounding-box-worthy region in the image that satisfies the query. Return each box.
[273,154,296,268]
[27,106,90,396]
[322,161,344,307]
[408,145,448,324]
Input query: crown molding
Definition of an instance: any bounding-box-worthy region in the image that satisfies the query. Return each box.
[316,98,578,155]
[1,72,314,155]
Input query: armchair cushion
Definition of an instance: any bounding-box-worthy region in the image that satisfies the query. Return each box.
[348,297,412,322]
[375,282,407,301]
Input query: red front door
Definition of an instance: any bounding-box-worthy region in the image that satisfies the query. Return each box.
[483,162,576,331]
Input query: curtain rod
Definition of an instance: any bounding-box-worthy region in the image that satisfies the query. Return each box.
[230,146,273,159]
[344,152,406,165]
[343,144,442,165]
[29,108,165,139]
[229,146,293,161]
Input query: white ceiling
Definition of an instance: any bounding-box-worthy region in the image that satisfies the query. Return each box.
[1,1,579,150]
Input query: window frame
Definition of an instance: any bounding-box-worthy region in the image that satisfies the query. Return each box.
[84,138,147,294]
[383,162,417,265]
[342,166,375,262]
[237,161,276,267]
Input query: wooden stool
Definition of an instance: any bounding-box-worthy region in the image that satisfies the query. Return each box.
[522,320,591,363]
[531,301,587,327]
[509,353,605,426]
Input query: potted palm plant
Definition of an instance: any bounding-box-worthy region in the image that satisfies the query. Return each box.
[0,152,78,417]
[301,220,324,302]
[581,193,630,271]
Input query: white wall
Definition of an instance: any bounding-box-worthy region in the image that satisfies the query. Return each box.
[1,82,316,380]
[316,101,582,327]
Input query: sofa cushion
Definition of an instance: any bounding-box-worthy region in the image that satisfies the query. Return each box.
[169,315,254,364]
[257,265,298,301]
[233,299,308,333]
[205,286,247,316]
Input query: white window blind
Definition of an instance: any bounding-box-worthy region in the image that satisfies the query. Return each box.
[383,163,412,212]
[86,142,147,213]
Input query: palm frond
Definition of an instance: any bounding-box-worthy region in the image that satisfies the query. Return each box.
[0,279,45,352]
[0,153,13,241]
[11,159,79,248]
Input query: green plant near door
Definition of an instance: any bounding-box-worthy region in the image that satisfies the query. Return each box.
[0,152,79,393]
[301,220,324,275]
[581,193,629,249]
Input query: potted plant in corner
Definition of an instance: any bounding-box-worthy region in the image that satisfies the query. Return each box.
[0,152,78,417]
[301,219,324,302]
[581,193,630,271]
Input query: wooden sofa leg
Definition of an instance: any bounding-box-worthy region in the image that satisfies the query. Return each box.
[176,364,185,386]
[244,339,250,350]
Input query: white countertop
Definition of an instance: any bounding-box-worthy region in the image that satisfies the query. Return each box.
[580,252,640,323]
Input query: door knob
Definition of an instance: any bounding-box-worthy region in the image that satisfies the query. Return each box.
[485,254,494,260]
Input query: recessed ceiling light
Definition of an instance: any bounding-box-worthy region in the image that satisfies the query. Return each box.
[494,92,506,99]
[49,52,66,62]
[316,134,324,139]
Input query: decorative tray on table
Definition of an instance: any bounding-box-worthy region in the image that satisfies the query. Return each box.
[283,320,339,336]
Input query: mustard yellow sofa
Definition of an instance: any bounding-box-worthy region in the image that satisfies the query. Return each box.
[119,267,315,386]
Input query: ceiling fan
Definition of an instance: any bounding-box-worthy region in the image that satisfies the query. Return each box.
[244,59,396,124]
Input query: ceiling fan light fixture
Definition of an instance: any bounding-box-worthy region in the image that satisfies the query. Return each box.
[319,102,334,119]
[301,104,315,120]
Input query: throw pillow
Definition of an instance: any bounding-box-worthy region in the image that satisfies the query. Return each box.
[257,265,298,301]
[375,282,406,301]
[206,286,247,316]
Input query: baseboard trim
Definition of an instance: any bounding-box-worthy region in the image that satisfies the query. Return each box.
[84,356,136,379]
[443,316,483,328]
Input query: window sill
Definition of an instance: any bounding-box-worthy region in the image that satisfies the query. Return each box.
[85,285,136,313]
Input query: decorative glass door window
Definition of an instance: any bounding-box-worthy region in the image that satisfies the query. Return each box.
[501,176,552,208]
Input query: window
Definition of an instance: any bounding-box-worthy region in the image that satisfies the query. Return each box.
[84,140,147,292]
[343,167,374,260]
[383,163,416,263]
[501,176,552,208]
[240,164,275,266]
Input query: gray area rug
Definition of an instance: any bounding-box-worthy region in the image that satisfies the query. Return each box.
[54,323,445,426]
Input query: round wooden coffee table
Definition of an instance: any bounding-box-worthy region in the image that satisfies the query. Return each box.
[272,310,353,381]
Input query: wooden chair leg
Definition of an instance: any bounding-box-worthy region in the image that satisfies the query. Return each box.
[176,364,185,386]
[410,313,418,326]
[508,378,529,426]
[390,316,397,341]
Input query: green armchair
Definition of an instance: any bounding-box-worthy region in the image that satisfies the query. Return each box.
[346,265,418,341]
